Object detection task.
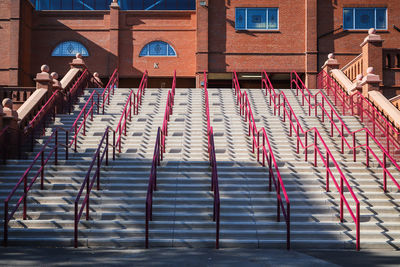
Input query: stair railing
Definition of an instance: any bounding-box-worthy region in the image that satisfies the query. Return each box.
[232,72,291,250]
[3,69,119,246]
[203,71,220,249]
[74,126,116,248]
[146,70,176,248]
[262,71,360,250]
[74,71,148,247]
[101,68,119,113]
[134,70,148,115]
[291,70,400,192]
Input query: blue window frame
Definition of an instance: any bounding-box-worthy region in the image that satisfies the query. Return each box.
[139,41,176,57]
[235,8,279,30]
[52,41,89,57]
[31,0,195,10]
[343,8,387,30]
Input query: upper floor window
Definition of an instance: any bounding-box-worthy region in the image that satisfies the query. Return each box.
[31,0,195,10]
[31,0,112,10]
[139,41,176,57]
[343,8,387,30]
[52,41,89,57]
[235,8,279,30]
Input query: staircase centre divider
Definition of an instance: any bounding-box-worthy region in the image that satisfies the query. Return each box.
[146,70,176,248]
[262,71,360,250]
[3,68,119,247]
[73,71,148,247]
[232,72,291,250]
[292,71,400,192]
[203,71,220,249]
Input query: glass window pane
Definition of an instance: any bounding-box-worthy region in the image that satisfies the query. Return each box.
[376,8,387,29]
[61,0,73,10]
[268,8,278,29]
[355,8,374,29]
[140,45,149,56]
[343,8,354,29]
[235,8,245,29]
[149,42,168,56]
[38,0,50,10]
[247,8,266,29]
[168,45,176,56]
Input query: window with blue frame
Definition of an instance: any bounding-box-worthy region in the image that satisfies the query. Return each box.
[52,41,89,57]
[343,8,387,30]
[30,0,195,10]
[139,41,176,57]
[235,8,279,30]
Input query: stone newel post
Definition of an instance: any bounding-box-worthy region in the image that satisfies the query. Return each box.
[361,28,383,83]
[322,53,340,73]
[70,53,87,70]
[361,67,381,96]
[35,65,53,94]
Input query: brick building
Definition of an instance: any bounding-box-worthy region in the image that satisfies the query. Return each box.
[0,0,399,91]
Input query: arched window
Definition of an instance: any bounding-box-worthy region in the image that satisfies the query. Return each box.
[139,41,176,57]
[51,41,89,57]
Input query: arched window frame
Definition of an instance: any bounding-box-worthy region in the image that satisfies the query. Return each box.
[51,41,89,57]
[139,41,177,57]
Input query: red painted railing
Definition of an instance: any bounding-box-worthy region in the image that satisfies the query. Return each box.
[73,71,148,247]
[293,71,400,192]
[134,71,148,115]
[233,72,291,249]
[101,68,119,114]
[146,70,176,248]
[263,71,360,250]
[74,126,116,248]
[3,69,119,246]
[203,71,220,249]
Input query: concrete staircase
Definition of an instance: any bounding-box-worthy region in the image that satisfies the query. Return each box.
[1,85,399,249]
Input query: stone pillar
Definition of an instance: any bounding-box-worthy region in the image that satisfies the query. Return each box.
[361,28,384,83]
[350,74,363,95]
[109,0,120,74]
[322,53,340,73]
[70,53,87,71]
[35,65,53,94]
[0,104,4,130]
[2,98,19,158]
[93,72,104,87]
[305,0,318,88]
[360,67,381,97]
[51,72,63,114]
[196,0,209,88]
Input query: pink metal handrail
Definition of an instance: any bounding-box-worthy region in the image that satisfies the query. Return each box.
[146,70,176,248]
[291,70,400,192]
[101,68,119,112]
[233,72,291,249]
[203,71,220,249]
[134,71,148,115]
[27,89,60,131]
[318,70,400,154]
[262,71,360,250]
[3,69,119,246]
[74,126,116,248]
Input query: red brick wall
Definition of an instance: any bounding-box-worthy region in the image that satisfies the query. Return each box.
[317,0,400,70]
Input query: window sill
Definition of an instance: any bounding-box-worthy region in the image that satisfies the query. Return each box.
[235,29,280,33]
[343,29,389,33]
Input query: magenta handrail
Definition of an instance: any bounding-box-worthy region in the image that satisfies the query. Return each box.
[74,126,116,248]
[3,69,119,246]
[134,71,148,115]
[292,70,400,192]
[233,72,291,249]
[262,71,360,250]
[101,68,119,112]
[145,70,176,248]
[203,71,220,249]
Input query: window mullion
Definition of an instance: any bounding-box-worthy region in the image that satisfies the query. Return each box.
[266,8,268,30]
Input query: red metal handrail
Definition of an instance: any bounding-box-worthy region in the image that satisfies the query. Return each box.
[134,71,148,115]
[3,69,119,246]
[101,68,119,113]
[292,70,400,192]
[203,71,220,249]
[74,126,116,248]
[233,72,291,249]
[262,71,360,250]
[145,70,176,248]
